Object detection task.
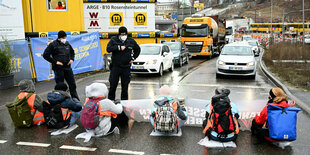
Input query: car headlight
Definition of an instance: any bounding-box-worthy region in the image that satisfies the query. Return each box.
[247,61,254,66]
[218,60,225,65]
[146,60,157,65]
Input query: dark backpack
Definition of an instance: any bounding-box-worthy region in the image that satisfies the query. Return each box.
[211,96,236,140]
[80,98,100,129]
[6,93,34,128]
[43,101,68,129]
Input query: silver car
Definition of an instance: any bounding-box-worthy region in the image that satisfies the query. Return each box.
[216,43,257,79]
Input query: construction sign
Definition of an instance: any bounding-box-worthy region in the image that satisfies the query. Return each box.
[110,12,123,26]
[134,12,147,26]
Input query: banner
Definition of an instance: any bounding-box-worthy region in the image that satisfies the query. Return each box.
[121,98,268,130]
[0,40,33,84]
[84,3,155,32]
[0,0,25,41]
[31,32,104,81]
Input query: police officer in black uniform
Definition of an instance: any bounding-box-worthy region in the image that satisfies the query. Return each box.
[43,30,79,100]
[107,26,140,101]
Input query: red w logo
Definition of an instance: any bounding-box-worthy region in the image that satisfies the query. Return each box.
[89,12,98,18]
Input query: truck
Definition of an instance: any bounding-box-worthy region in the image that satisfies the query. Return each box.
[225,20,235,43]
[180,15,226,58]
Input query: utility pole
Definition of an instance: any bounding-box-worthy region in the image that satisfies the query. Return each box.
[270,0,273,44]
[255,7,256,23]
[302,0,305,45]
[282,10,285,42]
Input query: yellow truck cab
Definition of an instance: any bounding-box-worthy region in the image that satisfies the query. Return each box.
[181,15,226,58]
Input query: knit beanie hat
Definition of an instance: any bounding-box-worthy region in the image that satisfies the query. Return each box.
[55,82,68,91]
[58,30,67,39]
[159,85,170,96]
[118,26,128,35]
[270,88,288,103]
[18,80,35,93]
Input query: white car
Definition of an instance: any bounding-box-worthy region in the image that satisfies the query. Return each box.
[305,35,310,44]
[241,35,252,41]
[246,40,261,56]
[131,44,174,76]
[216,43,257,79]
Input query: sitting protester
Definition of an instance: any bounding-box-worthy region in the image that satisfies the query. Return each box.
[202,87,240,142]
[43,82,82,129]
[6,80,45,127]
[76,83,122,142]
[251,88,300,143]
[150,85,187,133]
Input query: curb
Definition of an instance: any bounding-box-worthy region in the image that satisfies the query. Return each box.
[259,50,310,114]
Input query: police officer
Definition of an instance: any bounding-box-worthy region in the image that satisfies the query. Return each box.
[107,26,140,101]
[43,30,79,100]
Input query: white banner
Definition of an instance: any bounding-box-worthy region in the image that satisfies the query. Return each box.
[0,0,25,41]
[84,3,155,32]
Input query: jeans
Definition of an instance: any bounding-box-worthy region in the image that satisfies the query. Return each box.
[69,111,81,127]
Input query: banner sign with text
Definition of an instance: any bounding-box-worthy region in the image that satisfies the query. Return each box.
[31,32,104,81]
[0,0,25,41]
[121,98,269,130]
[84,3,155,32]
[0,40,33,84]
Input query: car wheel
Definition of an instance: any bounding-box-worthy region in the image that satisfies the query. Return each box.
[216,73,222,78]
[158,64,163,76]
[179,57,183,67]
[250,74,256,79]
[185,55,189,64]
[169,62,174,72]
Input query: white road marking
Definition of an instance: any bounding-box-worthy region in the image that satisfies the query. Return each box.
[191,90,207,92]
[94,80,272,89]
[0,140,7,144]
[109,149,145,155]
[16,142,50,147]
[161,154,176,155]
[59,145,97,151]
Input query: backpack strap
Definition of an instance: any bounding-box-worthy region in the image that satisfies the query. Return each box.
[203,104,214,134]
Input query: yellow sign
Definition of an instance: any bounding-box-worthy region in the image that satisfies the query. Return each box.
[134,12,147,26]
[110,12,123,26]
[194,3,204,9]
[71,31,80,35]
[39,32,48,37]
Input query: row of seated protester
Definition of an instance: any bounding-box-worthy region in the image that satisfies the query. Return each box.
[6,80,300,145]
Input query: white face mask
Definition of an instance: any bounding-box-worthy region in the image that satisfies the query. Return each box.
[120,35,127,41]
[61,39,66,44]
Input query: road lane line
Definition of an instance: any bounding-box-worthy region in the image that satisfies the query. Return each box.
[191,90,207,92]
[0,140,7,144]
[109,149,144,155]
[16,142,50,147]
[59,145,97,151]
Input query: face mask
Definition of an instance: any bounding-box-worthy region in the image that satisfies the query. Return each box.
[61,39,66,44]
[120,35,127,41]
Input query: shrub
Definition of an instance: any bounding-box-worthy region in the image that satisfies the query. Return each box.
[0,39,14,76]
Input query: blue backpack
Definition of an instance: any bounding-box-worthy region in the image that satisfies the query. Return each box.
[267,104,301,141]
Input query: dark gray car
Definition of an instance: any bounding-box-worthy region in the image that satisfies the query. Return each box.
[164,42,190,67]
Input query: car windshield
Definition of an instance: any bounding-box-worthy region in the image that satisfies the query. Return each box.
[305,36,310,39]
[221,46,253,56]
[243,36,252,41]
[248,41,257,46]
[164,43,181,52]
[140,46,161,55]
[181,27,208,37]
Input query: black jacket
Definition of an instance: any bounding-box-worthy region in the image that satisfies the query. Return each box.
[43,40,75,70]
[107,36,140,68]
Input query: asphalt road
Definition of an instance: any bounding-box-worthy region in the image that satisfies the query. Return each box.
[0,57,310,155]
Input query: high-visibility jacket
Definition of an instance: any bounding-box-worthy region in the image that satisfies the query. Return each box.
[17,92,45,125]
[84,97,118,118]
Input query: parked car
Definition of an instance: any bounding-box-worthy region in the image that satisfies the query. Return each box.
[131,44,174,76]
[216,43,257,79]
[163,42,189,67]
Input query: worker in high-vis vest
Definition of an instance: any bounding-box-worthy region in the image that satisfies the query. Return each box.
[76,83,123,142]
[46,82,82,128]
[17,80,45,125]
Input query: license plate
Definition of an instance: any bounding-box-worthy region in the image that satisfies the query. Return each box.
[132,66,144,69]
[229,66,242,70]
